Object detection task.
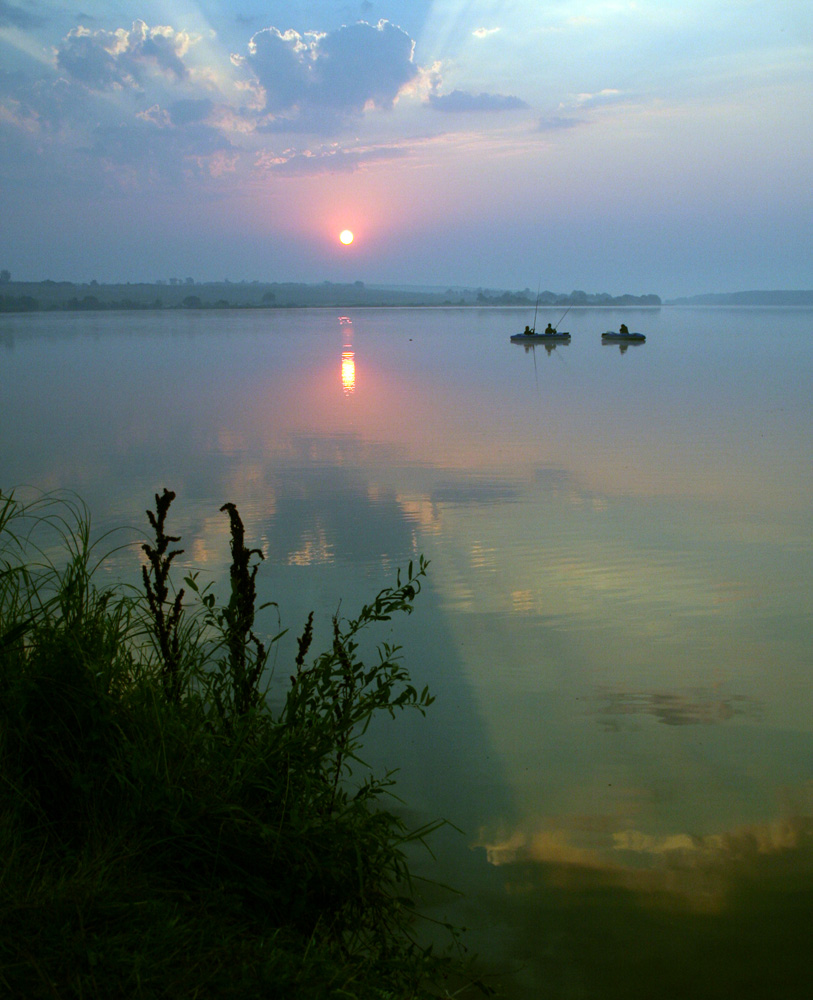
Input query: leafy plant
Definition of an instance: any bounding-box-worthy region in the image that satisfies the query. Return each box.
[140,488,186,703]
[0,488,486,998]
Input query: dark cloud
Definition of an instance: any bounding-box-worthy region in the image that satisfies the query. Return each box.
[428,89,527,112]
[244,27,308,113]
[169,98,214,126]
[136,27,188,79]
[0,68,104,143]
[0,0,40,28]
[594,687,761,729]
[315,20,416,110]
[89,115,233,185]
[56,20,190,91]
[246,19,418,131]
[0,66,31,101]
[57,28,129,89]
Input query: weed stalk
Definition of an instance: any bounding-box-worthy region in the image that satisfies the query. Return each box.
[141,488,185,703]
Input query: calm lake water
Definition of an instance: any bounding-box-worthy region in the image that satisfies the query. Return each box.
[2,305,812,997]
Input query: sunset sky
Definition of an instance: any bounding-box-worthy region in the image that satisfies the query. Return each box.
[1,0,810,296]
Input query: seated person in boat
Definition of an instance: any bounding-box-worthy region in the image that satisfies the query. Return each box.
[524,325,532,335]
[619,323,629,335]
[545,322,556,334]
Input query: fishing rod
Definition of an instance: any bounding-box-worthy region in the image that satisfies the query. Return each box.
[553,303,573,330]
[531,279,542,332]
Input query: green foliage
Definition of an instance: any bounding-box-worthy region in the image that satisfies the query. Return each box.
[0,489,485,999]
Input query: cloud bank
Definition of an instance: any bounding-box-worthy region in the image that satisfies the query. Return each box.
[56,21,193,91]
[245,20,419,131]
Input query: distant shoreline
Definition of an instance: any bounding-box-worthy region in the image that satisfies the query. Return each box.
[1,279,810,314]
[665,291,813,307]
[1,279,660,313]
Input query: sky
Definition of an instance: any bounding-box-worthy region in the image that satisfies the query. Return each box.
[1,1,811,297]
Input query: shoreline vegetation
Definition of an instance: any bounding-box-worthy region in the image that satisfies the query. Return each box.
[0,277,662,313]
[0,489,490,999]
[0,270,813,313]
[1,277,810,315]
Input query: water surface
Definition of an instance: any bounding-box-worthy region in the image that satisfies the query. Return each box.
[2,305,812,997]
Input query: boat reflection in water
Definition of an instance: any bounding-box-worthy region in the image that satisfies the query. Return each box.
[511,338,570,356]
[602,329,646,354]
[602,339,645,354]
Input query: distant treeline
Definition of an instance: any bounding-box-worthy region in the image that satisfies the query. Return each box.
[0,277,661,313]
[0,280,434,312]
[667,290,813,306]
[4,278,812,314]
[475,288,661,306]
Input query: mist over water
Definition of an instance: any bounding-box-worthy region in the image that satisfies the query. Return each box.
[2,305,812,997]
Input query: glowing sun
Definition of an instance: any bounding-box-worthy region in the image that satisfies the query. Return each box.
[339,229,354,245]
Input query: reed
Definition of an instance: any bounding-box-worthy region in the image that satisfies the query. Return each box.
[0,489,490,999]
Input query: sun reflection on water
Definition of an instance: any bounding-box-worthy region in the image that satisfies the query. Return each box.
[341,350,355,395]
[337,316,356,396]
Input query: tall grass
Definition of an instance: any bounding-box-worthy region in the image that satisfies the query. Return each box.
[0,489,488,999]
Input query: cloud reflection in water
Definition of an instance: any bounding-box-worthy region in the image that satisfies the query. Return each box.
[469,810,813,997]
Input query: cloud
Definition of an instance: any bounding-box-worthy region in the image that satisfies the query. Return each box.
[168,97,214,126]
[595,687,760,728]
[26,18,242,186]
[241,27,307,114]
[1,45,116,135]
[316,20,417,110]
[87,111,234,188]
[0,94,40,134]
[537,115,585,131]
[56,20,195,91]
[245,19,419,132]
[93,117,225,157]
[254,141,408,176]
[0,0,39,28]
[478,812,813,913]
[575,88,628,109]
[473,27,500,39]
[428,89,528,112]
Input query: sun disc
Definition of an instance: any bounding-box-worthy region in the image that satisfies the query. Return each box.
[339,229,354,245]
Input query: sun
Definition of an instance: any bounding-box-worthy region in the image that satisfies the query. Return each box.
[339,229,354,245]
